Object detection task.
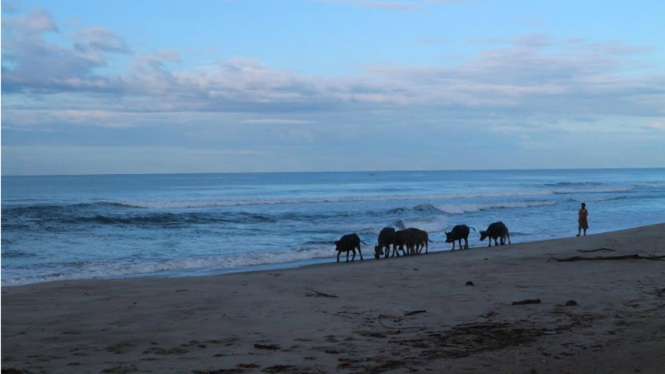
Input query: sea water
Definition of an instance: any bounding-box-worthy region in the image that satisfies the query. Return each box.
[2,169,664,286]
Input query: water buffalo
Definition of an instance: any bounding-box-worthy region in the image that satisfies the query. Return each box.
[479,222,511,247]
[406,228,432,255]
[445,224,475,250]
[335,233,367,263]
[394,229,412,256]
[374,227,396,259]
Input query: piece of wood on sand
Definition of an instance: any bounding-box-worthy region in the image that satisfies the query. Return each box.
[304,287,338,298]
[512,299,541,306]
[549,254,665,262]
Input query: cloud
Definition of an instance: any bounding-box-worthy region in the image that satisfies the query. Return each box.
[1,8,124,94]
[3,8,664,133]
[642,120,665,131]
[73,27,130,54]
[2,7,57,37]
[469,33,551,48]
[1,0,21,13]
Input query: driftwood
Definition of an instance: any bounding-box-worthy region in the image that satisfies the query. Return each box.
[404,310,427,316]
[254,343,280,350]
[549,254,665,262]
[511,299,541,306]
[304,287,338,298]
[576,248,615,253]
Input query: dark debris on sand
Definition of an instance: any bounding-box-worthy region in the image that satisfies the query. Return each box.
[392,322,547,360]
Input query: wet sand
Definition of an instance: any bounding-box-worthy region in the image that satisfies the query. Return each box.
[2,223,665,374]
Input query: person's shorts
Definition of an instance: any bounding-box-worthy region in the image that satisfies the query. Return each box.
[579,221,589,230]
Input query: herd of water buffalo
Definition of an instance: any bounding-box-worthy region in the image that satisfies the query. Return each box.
[333,221,511,263]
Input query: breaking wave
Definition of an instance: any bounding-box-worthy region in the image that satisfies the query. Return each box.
[433,201,557,215]
[568,196,627,203]
[396,216,450,233]
[544,182,604,187]
[552,185,634,194]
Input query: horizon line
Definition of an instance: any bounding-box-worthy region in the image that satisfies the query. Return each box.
[3,166,664,178]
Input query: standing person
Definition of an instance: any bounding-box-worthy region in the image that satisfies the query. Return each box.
[577,203,589,237]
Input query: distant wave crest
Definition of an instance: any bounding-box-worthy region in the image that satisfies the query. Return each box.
[433,201,557,215]
[396,216,450,233]
[568,196,627,203]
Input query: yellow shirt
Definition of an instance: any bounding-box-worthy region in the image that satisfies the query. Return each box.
[578,208,588,223]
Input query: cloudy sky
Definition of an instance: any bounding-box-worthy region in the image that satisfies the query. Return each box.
[2,0,664,175]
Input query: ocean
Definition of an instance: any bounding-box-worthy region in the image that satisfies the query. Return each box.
[2,169,664,286]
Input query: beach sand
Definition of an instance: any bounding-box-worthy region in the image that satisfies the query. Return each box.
[2,224,665,374]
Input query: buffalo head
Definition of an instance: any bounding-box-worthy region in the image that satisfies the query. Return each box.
[374,245,384,259]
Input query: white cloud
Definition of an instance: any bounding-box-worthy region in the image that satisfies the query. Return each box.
[2,8,664,138]
[73,27,130,54]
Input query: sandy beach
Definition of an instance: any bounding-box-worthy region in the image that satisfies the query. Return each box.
[2,224,665,374]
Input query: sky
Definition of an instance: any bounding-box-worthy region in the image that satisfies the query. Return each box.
[2,0,664,176]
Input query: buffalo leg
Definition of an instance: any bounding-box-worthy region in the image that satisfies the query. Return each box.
[464,237,469,249]
[357,246,363,261]
[337,251,341,263]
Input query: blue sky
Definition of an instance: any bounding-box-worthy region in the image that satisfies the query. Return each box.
[2,0,664,175]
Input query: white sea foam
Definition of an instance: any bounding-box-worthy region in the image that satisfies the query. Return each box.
[112,184,641,210]
[433,201,557,215]
[569,196,627,202]
[553,185,634,194]
[1,247,335,287]
[114,190,559,209]
[636,182,665,189]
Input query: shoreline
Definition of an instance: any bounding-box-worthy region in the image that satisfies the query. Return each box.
[3,223,660,288]
[3,223,665,373]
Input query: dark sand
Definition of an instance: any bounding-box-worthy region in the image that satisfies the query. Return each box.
[2,224,665,374]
